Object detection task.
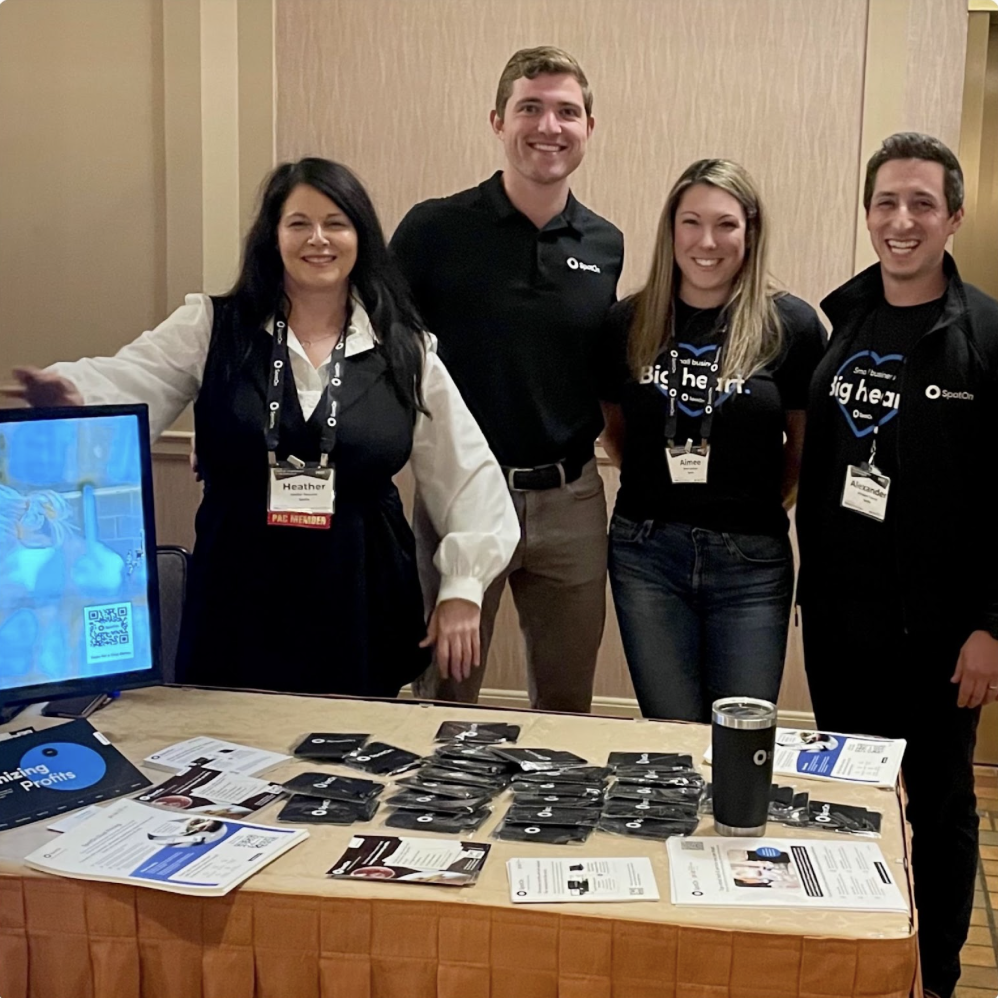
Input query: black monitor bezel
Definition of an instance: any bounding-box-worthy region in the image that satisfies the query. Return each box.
[0,403,163,709]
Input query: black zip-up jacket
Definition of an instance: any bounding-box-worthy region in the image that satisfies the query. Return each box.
[797,253,998,640]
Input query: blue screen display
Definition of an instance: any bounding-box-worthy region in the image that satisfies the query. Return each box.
[0,413,155,692]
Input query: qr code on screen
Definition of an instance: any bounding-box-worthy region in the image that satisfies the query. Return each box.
[84,602,135,665]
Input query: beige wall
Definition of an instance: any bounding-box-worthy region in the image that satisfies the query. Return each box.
[0,0,166,376]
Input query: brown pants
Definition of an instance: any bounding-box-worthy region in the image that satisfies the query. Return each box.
[411,458,608,712]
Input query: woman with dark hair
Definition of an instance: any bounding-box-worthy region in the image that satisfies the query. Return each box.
[6,158,518,696]
[599,159,827,723]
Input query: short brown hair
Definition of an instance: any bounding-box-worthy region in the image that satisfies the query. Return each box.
[494,46,592,119]
[863,132,964,215]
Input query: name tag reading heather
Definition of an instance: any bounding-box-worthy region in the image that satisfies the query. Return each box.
[267,466,334,529]
[841,464,890,522]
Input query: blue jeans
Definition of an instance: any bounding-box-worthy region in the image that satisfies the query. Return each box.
[608,516,794,722]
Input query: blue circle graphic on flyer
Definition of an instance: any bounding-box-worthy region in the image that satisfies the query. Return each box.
[19,742,107,791]
[755,846,781,859]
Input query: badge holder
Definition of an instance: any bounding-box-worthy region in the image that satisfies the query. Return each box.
[841,434,890,522]
[665,436,710,484]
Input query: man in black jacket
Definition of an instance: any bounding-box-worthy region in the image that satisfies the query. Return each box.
[797,132,998,998]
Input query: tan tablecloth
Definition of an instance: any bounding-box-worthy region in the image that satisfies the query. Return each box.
[0,687,917,998]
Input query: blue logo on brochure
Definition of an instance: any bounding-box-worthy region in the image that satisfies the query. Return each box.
[19,742,108,791]
[755,846,781,859]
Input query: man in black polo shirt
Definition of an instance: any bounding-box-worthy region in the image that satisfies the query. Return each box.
[390,46,623,711]
[796,133,998,998]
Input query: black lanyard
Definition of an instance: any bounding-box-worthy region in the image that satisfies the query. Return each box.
[659,312,729,448]
[265,309,348,466]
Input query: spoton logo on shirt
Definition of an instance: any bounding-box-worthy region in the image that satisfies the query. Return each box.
[924,384,974,401]
[566,257,601,273]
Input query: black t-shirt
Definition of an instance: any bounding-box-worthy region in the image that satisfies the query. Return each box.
[601,293,826,536]
[808,295,945,595]
[389,172,624,467]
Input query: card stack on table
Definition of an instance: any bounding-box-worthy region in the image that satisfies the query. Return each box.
[597,752,703,840]
[380,722,519,834]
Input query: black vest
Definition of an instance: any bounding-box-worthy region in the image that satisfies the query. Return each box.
[176,296,429,695]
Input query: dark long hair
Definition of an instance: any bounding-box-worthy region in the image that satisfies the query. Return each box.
[227,158,427,414]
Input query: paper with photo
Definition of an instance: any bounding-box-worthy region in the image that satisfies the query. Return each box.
[134,766,284,818]
[507,856,659,903]
[144,736,289,777]
[667,836,908,912]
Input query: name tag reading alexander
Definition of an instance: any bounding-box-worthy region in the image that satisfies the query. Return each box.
[665,442,710,484]
[267,466,334,529]
[841,464,890,522]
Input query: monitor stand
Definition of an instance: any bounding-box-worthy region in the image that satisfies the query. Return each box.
[0,692,115,726]
[0,703,27,725]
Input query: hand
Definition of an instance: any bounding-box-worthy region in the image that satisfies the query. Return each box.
[2,366,83,407]
[950,629,998,708]
[419,598,481,683]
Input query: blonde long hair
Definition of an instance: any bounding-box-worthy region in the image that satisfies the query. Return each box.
[628,159,783,384]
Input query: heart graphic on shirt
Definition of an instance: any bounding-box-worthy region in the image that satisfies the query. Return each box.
[653,342,746,416]
[832,350,904,438]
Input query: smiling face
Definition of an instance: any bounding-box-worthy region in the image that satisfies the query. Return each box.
[866,158,963,298]
[672,183,747,308]
[277,184,358,295]
[490,73,592,187]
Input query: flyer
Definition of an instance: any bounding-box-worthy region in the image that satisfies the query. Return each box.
[327,835,490,886]
[25,799,307,896]
[704,728,905,788]
[667,836,908,912]
[507,856,660,903]
[143,736,289,777]
[134,766,285,818]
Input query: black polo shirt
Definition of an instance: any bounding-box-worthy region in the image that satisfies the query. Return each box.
[390,171,624,468]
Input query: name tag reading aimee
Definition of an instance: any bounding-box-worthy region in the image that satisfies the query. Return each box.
[841,464,890,522]
[267,466,334,529]
[665,443,710,484]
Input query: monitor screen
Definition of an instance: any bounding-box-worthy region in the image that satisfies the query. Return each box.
[0,404,161,707]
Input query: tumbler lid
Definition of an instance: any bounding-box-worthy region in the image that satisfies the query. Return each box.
[712,697,777,730]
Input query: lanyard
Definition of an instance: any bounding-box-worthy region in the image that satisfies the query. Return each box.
[660,312,729,448]
[265,309,348,467]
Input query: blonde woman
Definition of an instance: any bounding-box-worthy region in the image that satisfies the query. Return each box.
[599,160,826,722]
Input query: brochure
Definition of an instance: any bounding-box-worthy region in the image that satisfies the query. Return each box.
[507,856,660,903]
[25,799,307,896]
[0,718,150,831]
[327,835,490,886]
[47,804,103,833]
[144,736,289,777]
[134,766,285,819]
[667,836,908,912]
[704,728,905,788]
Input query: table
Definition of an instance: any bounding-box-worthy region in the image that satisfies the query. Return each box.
[0,687,918,998]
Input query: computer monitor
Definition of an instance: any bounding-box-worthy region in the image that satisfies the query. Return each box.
[0,404,162,710]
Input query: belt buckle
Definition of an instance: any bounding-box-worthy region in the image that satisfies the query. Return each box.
[506,462,567,491]
[506,466,532,491]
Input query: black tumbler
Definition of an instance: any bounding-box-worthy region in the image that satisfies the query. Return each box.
[711,696,777,836]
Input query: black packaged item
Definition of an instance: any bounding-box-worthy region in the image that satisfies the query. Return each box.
[293,733,369,761]
[490,748,588,772]
[614,768,704,787]
[768,785,797,817]
[418,766,509,791]
[607,752,694,771]
[806,801,882,836]
[602,800,699,820]
[434,721,521,744]
[281,772,383,802]
[510,781,604,797]
[278,793,379,824]
[701,782,795,818]
[434,744,506,764]
[427,754,511,776]
[494,821,594,844]
[396,777,496,801]
[342,742,423,776]
[386,807,492,833]
[386,790,488,813]
[505,805,601,827]
[607,784,702,803]
[512,766,610,784]
[511,794,603,809]
[598,814,699,839]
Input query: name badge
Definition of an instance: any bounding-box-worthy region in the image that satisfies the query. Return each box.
[665,442,710,484]
[267,465,334,529]
[841,464,890,521]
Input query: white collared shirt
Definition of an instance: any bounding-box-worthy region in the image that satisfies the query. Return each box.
[48,293,518,607]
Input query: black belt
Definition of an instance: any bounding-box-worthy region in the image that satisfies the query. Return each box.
[501,457,585,491]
